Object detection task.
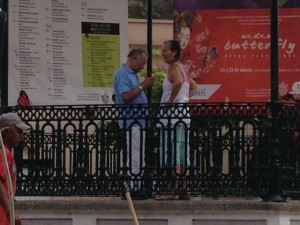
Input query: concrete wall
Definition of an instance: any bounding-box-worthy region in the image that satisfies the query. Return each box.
[128,19,173,49]
[16,197,300,225]
[129,19,173,71]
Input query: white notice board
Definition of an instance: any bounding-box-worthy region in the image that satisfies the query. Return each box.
[8,0,128,106]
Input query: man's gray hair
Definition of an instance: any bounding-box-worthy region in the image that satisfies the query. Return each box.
[127,48,148,59]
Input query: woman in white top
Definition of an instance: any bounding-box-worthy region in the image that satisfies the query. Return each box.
[158,40,197,200]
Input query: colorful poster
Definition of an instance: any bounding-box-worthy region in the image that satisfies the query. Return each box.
[8,0,128,106]
[82,22,120,88]
[174,0,300,102]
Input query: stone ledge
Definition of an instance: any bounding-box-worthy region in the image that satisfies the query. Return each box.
[15,197,300,214]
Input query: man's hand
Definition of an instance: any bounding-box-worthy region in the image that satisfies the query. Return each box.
[141,76,155,89]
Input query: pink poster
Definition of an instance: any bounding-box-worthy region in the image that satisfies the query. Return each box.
[174,5,300,102]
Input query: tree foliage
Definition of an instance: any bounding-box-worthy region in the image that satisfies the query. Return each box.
[128,0,173,20]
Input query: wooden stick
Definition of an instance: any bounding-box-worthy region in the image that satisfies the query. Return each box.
[0,133,15,225]
[125,187,139,225]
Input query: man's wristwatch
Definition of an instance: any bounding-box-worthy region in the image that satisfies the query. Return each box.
[138,85,143,91]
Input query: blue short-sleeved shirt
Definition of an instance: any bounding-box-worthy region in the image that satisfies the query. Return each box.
[113,64,148,127]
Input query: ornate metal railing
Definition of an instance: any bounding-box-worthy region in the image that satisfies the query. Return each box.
[1,103,300,199]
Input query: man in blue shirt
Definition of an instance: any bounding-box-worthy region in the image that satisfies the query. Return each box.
[113,49,154,197]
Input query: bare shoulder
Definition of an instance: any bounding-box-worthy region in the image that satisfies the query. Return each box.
[168,64,183,83]
[173,63,183,72]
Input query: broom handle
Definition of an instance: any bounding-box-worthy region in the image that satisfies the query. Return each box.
[125,189,140,225]
[0,133,15,225]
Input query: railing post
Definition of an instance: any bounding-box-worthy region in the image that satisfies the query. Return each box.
[144,0,153,197]
[146,0,152,103]
[266,102,284,202]
[265,0,284,202]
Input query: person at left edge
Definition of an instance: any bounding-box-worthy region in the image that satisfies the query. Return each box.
[0,112,30,225]
[113,48,154,190]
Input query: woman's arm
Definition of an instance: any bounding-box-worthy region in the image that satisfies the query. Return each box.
[189,77,197,98]
[168,65,183,103]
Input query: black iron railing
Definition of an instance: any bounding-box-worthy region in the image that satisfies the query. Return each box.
[1,103,300,199]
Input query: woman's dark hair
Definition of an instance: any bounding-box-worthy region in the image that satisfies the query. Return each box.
[164,40,181,59]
